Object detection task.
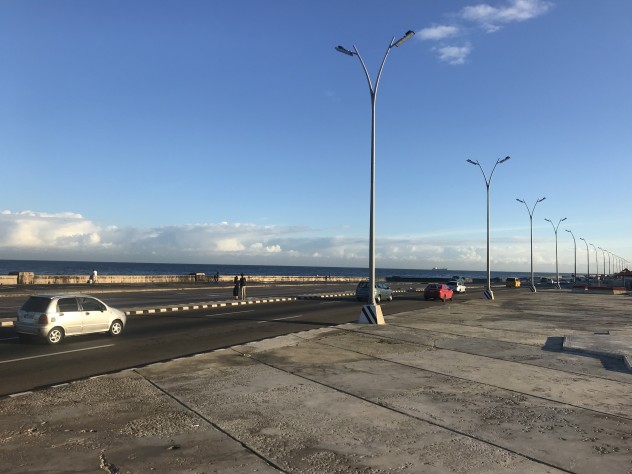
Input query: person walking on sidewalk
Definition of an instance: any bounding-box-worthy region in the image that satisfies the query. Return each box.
[239,273,247,300]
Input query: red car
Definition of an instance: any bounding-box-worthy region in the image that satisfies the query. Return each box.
[424,283,454,301]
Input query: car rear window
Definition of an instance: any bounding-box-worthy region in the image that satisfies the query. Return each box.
[20,296,53,312]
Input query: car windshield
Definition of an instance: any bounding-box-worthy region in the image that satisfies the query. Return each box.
[20,296,52,312]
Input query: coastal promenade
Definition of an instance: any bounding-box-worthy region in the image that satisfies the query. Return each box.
[1,287,631,472]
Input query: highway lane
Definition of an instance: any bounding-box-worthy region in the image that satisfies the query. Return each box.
[0,282,367,317]
[0,291,475,396]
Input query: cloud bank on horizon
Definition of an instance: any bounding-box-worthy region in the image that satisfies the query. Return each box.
[418,0,553,64]
[1,209,568,271]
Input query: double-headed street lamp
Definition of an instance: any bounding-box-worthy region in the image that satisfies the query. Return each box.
[516,197,545,292]
[467,156,511,300]
[336,29,415,325]
[544,217,567,289]
[589,243,599,284]
[565,229,577,283]
[579,237,590,281]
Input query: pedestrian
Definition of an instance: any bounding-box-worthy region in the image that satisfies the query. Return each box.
[239,273,247,300]
[89,269,98,284]
[215,271,220,283]
[233,276,239,299]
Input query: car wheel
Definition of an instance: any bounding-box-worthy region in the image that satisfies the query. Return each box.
[46,327,64,345]
[108,320,124,337]
[441,295,446,302]
[375,295,381,304]
[387,295,393,302]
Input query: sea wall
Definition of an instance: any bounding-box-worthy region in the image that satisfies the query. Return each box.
[0,273,359,285]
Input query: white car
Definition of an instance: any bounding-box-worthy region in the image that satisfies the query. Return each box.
[15,294,127,344]
[446,280,466,293]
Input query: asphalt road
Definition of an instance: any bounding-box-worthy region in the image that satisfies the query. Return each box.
[0,287,479,397]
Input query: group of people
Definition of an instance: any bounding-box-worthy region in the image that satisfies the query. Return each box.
[233,273,247,300]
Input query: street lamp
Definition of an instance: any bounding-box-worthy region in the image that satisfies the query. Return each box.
[544,217,567,289]
[467,156,511,300]
[598,247,607,282]
[516,197,545,292]
[565,229,577,283]
[589,243,599,284]
[606,250,612,276]
[579,237,590,282]
[336,29,415,325]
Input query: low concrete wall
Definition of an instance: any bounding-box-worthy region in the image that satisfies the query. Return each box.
[0,275,18,285]
[1,274,359,285]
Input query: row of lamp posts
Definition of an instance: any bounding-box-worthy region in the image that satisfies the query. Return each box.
[336,29,628,321]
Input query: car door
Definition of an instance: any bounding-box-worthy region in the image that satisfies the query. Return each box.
[78,297,110,334]
[56,297,82,335]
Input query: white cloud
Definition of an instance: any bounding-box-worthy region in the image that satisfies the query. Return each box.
[418,0,553,64]
[460,0,553,32]
[0,209,582,271]
[436,44,473,65]
[419,25,459,41]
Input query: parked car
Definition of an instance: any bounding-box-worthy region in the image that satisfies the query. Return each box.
[355,281,393,303]
[446,280,466,293]
[506,277,521,288]
[15,294,127,344]
[423,283,454,301]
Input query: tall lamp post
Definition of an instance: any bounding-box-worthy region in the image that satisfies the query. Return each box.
[589,243,599,284]
[544,217,567,289]
[335,29,415,325]
[467,156,511,300]
[565,229,577,283]
[605,250,612,276]
[516,197,545,292]
[579,237,590,282]
[598,247,605,280]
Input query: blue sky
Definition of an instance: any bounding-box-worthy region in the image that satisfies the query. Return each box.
[1,0,630,273]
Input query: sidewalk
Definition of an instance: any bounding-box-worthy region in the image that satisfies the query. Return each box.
[1,290,631,472]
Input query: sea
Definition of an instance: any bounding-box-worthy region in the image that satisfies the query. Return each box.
[0,259,556,281]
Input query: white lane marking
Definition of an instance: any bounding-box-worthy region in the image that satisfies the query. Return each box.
[257,315,304,324]
[0,337,19,341]
[208,310,255,317]
[0,344,115,365]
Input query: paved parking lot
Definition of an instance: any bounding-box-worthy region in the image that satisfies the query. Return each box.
[0,289,630,473]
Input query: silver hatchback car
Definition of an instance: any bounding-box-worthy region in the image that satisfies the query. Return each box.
[355,281,394,303]
[16,294,127,344]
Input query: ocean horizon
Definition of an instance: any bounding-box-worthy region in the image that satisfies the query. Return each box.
[0,258,563,281]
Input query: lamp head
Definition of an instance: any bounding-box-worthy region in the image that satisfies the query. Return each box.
[499,156,511,163]
[545,218,552,223]
[466,159,478,165]
[538,197,546,202]
[561,217,567,222]
[335,45,355,56]
[516,198,524,203]
[393,30,415,47]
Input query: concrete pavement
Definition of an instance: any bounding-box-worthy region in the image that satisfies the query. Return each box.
[0,289,631,472]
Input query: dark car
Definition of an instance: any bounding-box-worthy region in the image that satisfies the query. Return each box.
[423,283,454,301]
[355,281,393,304]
